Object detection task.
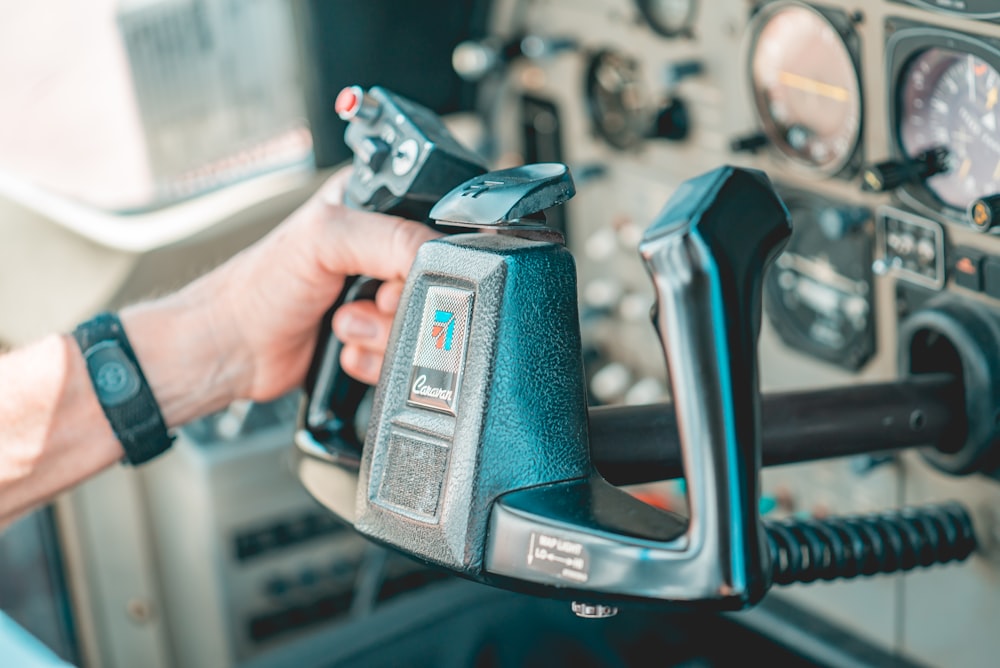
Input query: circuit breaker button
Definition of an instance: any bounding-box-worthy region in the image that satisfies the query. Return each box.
[953,248,984,292]
[984,257,1000,299]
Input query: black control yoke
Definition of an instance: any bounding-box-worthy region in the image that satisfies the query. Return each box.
[297,162,977,612]
[298,163,783,608]
[298,86,486,465]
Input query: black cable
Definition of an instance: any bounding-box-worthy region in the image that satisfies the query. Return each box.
[766,502,977,586]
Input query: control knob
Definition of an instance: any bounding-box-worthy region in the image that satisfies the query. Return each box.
[969,194,1000,233]
[862,147,949,193]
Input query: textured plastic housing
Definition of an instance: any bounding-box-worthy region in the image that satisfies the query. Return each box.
[355,234,591,573]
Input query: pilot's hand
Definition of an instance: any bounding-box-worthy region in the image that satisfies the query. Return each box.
[224,168,441,397]
[0,168,439,524]
[122,168,441,426]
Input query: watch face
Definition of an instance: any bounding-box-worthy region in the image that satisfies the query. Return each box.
[86,341,141,407]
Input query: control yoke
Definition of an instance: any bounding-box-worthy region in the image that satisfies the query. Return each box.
[298,86,486,468]
[302,163,783,608]
[296,153,977,611]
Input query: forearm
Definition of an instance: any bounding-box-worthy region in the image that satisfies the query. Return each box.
[121,273,250,429]
[0,334,120,524]
[0,272,249,525]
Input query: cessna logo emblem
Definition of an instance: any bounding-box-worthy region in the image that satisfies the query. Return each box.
[431,310,455,351]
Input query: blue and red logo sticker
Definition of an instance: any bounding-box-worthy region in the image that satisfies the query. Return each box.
[431,310,455,351]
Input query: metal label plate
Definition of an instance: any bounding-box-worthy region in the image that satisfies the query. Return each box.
[407,286,474,415]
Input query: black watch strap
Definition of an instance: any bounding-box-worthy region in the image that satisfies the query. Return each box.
[73,312,174,465]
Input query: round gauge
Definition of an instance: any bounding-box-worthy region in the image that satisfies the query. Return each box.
[764,192,875,371]
[635,0,697,38]
[899,48,1000,211]
[748,4,862,173]
[585,50,650,150]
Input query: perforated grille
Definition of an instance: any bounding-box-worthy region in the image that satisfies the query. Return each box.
[377,433,449,518]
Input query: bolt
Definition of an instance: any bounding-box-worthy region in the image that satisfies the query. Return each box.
[571,601,619,619]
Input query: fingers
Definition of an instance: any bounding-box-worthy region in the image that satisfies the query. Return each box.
[332,280,407,385]
[332,300,392,352]
[318,208,441,282]
[375,281,404,313]
[333,300,392,385]
[318,167,352,207]
[308,170,444,283]
[339,345,382,386]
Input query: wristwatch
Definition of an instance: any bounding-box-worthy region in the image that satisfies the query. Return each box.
[73,312,174,465]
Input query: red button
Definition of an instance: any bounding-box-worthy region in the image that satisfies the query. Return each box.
[335,86,361,119]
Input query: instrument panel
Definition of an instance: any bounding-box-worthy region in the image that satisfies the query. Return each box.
[475,0,1000,665]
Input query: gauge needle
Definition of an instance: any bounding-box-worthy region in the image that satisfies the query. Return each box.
[778,71,849,102]
[988,87,998,110]
[958,158,972,179]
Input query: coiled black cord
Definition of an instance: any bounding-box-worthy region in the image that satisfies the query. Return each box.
[766,502,977,586]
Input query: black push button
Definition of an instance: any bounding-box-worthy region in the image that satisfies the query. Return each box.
[953,248,985,292]
[984,258,1000,299]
